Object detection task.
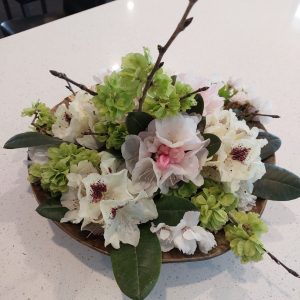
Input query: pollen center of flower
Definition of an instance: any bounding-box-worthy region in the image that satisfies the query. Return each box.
[90,181,107,203]
[155,144,185,170]
[230,146,250,162]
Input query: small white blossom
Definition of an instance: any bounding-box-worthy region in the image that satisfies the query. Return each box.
[236,181,257,211]
[28,146,49,164]
[151,211,216,255]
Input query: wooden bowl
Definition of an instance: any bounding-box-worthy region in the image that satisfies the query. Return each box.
[30,96,273,263]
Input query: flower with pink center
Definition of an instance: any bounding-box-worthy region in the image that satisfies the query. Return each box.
[121,114,209,195]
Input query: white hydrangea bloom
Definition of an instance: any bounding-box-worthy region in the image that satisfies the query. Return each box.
[52,91,99,149]
[151,211,216,255]
[205,110,267,193]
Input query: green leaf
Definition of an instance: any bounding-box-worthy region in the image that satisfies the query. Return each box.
[126,112,154,135]
[4,132,63,149]
[154,195,197,226]
[203,133,221,158]
[36,198,68,221]
[258,131,281,160]
[253,163,300,201]
[186,93,204,115]
[111,225,161,300]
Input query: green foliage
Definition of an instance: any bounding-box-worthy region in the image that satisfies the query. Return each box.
[203,133,221,158]
[4,132,62,149]
[167,181,198,199]
[257,131,281,160]
[253,163,300,201]
[186,93,204,115]
[191,180,238,231]
[28,143,100,194]
[126,112,153,135]
[175,81,197,112]
[36,197,68,221]
[225,211,267,263]
[218,83,238,102]
[154,195,197,226]
[111,225,161,300]
[143,70,180,119]
[93,72,135,121]
[94,122,127,150]
[22,102,56,134]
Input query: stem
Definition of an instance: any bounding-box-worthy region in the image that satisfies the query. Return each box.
[49,70,97,96]
[65,81,76,96]
[180,86,209,101]
[253,113,280,119]
[228,213,299,278]
[138,0,199,111]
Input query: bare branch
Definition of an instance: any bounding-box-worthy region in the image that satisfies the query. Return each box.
[49,70,97,96]
[138,0,199,111]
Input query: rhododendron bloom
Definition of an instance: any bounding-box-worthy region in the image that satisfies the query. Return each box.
[204,110,267,193]
[121,114,209,194]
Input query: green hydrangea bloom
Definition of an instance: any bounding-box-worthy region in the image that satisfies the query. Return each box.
[143,71,180,119]
[22,102,56,134]
[225,211,268,263]
[175,81,197,112]
[29,143,100,194]
[93,72,135,121]
[119,47,153,97]
[93,122,127,150]
[191,180,238,231]
[167,181,198,198]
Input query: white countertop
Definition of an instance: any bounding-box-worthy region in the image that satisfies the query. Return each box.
[0,0,300,299]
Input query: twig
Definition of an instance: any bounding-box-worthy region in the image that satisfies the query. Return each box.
[228,213,299,278]
[65,81,76,96]
[252,113,280,119]
[180,86,209,101]
[49,70,97,96]
[138,0,199,111]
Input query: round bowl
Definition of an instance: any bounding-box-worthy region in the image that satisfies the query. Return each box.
[30,96,273,263]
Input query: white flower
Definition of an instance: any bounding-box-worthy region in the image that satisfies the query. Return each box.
[151,211,216,255]
[121,114,209,195]
[150,223,174,252]
[52,91,99,149]
[236,181,257,211]
[60,160,98,225]
[100,191,158,249]
[99,151,120,175]
[177,73,224,116]
[205,110,267,193]
[28,146,49,164]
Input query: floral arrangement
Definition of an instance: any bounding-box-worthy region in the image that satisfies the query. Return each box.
[4,0,300,299]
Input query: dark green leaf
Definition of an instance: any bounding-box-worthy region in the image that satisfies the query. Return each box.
[253,163,300,201]
[36,198,68,221]
[258,131,281,160]
[186,93,204,115]
[171,75,177,85]
[198,116,206,133]
[203,133,221,158]
[126,112,154,135]
[154,195,197,226]
[4,132,63,149]
[111,225,161,300]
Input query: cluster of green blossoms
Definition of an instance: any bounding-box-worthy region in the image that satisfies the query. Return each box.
[191,180,238,231]
[225,211,268,263]
[22,102,56,134]
[218,83,239,102]
[93,122,127,150]
[167,181,198,199]
[93,48,197,121]
[29,143,100,194]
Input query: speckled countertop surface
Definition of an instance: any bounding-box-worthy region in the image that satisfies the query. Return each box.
[0,0,300,299]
